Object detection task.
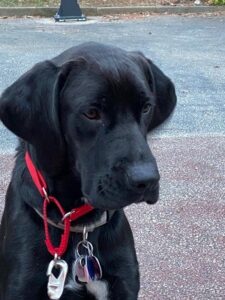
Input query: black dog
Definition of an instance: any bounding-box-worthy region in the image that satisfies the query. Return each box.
[0,42,176,300]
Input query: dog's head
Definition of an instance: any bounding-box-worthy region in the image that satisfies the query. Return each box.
[0,42,176,210]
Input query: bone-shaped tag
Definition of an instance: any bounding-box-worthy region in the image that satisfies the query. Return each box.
[47,259,68,300]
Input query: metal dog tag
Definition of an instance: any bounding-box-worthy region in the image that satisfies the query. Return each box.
[74,239,102,283]
[47,259,68,300]
[86,255,102,281]
[74,227,102,284]
[74,256,87,283]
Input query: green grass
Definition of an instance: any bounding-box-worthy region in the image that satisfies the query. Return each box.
[211,0,225,4]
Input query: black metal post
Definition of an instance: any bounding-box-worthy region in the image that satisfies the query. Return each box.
[54,0,86,22]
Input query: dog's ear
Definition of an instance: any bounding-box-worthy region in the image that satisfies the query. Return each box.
[0,60,78,175]
[146,59,177,130]
[130,52,177,131]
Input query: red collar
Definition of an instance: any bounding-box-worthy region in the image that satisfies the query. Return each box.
[25,151,94,257]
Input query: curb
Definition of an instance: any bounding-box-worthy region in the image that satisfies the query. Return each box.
[95,5,225,15]
[0,5,225,17]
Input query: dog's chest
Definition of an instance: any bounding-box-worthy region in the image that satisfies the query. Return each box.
[65,277,109,300]
[86,281,109,300]
[65,257,109,300]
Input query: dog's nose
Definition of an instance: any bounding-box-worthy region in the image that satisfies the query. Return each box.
[126,163,160,193]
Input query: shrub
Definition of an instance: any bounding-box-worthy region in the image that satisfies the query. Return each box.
[211,0,225,4]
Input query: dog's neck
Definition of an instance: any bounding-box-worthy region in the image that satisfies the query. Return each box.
[15,141,114,231]
[14,141,108,227]
[25,142,84,211]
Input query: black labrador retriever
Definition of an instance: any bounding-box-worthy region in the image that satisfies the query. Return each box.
[0,42,176,300]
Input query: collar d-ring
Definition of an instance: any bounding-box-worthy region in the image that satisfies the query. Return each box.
[83,226,88,241]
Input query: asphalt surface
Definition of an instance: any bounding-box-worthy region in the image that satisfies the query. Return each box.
[0,15,225,299]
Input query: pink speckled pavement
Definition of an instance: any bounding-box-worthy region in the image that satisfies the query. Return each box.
[1,136,224,299]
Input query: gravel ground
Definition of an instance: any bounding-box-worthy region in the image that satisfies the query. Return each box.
[0,15,225,299]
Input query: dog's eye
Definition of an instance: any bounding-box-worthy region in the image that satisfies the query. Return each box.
[83,108,101,120]
[142,103,152,114]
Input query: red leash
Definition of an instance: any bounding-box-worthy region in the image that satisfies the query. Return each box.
[25,151,94,257]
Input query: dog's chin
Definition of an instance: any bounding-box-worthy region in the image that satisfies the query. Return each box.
[82,191,159,210]
[144,188,159,205]
[145,197,159,205]
[83,195,128,210]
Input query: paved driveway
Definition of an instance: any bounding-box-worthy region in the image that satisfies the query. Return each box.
[0,15,225,299]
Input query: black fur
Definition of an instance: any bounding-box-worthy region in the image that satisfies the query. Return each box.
[0,42,176,300]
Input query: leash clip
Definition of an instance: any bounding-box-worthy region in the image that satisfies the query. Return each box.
[47,258,68,300]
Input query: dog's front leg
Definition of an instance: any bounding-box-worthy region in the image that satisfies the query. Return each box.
[99,213,140,300]
[107,276,139,300]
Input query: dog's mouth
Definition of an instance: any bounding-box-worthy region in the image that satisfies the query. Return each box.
[82,183,159,210]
